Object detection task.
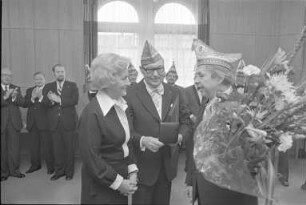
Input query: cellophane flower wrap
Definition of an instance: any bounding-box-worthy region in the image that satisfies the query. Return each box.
[193,26,306,200]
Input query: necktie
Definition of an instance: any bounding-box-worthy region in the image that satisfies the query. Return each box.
[57,83,62,96]
[149,86,164,118]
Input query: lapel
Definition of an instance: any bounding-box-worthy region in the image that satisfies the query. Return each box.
[136,80,161,122]
[192,85,201,106]
[161,84,173,121]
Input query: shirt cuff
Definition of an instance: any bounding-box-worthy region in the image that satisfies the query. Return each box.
[109,174,124,190]
[140,136,146,151]
[128,164,138,174]
[31,98,35,103]
[38,96,43,102]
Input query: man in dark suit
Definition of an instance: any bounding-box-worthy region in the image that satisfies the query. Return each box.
[42,64,79,181]
[23,72,54,174]
[184,81,209,187]
[1,68,25,181]
[126,41,192,205]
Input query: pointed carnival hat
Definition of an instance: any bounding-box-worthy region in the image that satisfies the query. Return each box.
[191,39,242,70]
[167,61,177,75]
[128,63,138,75]
[141,40,164,69]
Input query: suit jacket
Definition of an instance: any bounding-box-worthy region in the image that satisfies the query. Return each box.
[184,85,201,116]
[126,80,192,186]
[23,86,48,131]
[42,81,79,131]
[1,84,24,133]
[78,97,136,204]
[184,85,201,186]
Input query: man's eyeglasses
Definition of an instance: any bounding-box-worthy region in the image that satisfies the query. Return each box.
[143,67,165,75]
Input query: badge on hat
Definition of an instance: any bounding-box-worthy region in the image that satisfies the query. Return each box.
[192,39,242,70]
[141,40,164,69]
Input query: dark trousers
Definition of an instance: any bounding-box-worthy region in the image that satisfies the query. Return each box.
[52,121,75,177]
[278,151,289,181]
[29,125,54,172]
[1,122,21,177]
[133,165,171,205]
[195,172,258,205]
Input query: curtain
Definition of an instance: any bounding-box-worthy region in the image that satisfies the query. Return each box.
[84,0,98,67]
[83,0,98,92]
[198,0,210,44]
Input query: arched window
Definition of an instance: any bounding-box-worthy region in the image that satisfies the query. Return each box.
[98,1,140,69]
[155,3,196,25]
[154,3,197,87]
[98,1,139,23]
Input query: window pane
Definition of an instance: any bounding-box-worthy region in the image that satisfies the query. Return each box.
[98,32,140,68]
[98,1,139,23]
[155,34,196,87]
[155,3,196,25]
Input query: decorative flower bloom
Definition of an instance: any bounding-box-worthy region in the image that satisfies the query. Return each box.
[274,47,289,67]
[245,124,267,142]
[247,109,268,120]
[278,132,293,152]
[266,73,294,93]
[243,65,261,76]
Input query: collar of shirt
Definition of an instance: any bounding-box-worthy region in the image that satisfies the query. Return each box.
[1,84,9,90]
[96,91,128,116]
[56,81,65,88]
[37,85,44,90]
[144,80,164,96]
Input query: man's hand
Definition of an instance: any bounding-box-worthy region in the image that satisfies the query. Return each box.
[11,88,19,99]
[48,92,61,103]
[3,89,13,100]
[36,88,43,99]
[118,179,138,196]
[142,137,164,152]
[177,133,183,145]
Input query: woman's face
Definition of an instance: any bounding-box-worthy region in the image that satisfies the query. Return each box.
[106,69,130,99]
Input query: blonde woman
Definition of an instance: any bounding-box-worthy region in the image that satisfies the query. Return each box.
[78,53,138,204]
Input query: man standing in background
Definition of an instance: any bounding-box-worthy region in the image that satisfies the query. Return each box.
[23,72,54,175]
[128,63,138,85]
[1,68,25,181]
[42,64,79,181]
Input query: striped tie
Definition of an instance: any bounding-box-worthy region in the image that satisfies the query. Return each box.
[57,83,62,96]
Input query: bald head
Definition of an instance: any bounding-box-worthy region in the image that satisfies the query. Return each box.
[1,68,13,85]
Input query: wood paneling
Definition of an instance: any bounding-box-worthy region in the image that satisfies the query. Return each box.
[2,0,10,28]
[8,0,34,29]
[33,0,59,29]
[210,0,256,35]
[59,30,83,83]
[210,34,256,64]
[280,0,306,35]
[59,0,83,30]
[254,36,279,66]
[34,30,60,83]
[256,1,280,35]
[9,29,35,89]
[1,29,11,68]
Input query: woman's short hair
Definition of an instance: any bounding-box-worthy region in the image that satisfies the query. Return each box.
[90,53,130,90]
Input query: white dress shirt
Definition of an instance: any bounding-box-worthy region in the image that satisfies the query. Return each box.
[96,91,138,190]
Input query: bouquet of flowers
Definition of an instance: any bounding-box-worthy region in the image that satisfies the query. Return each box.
[193,26,306,202]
